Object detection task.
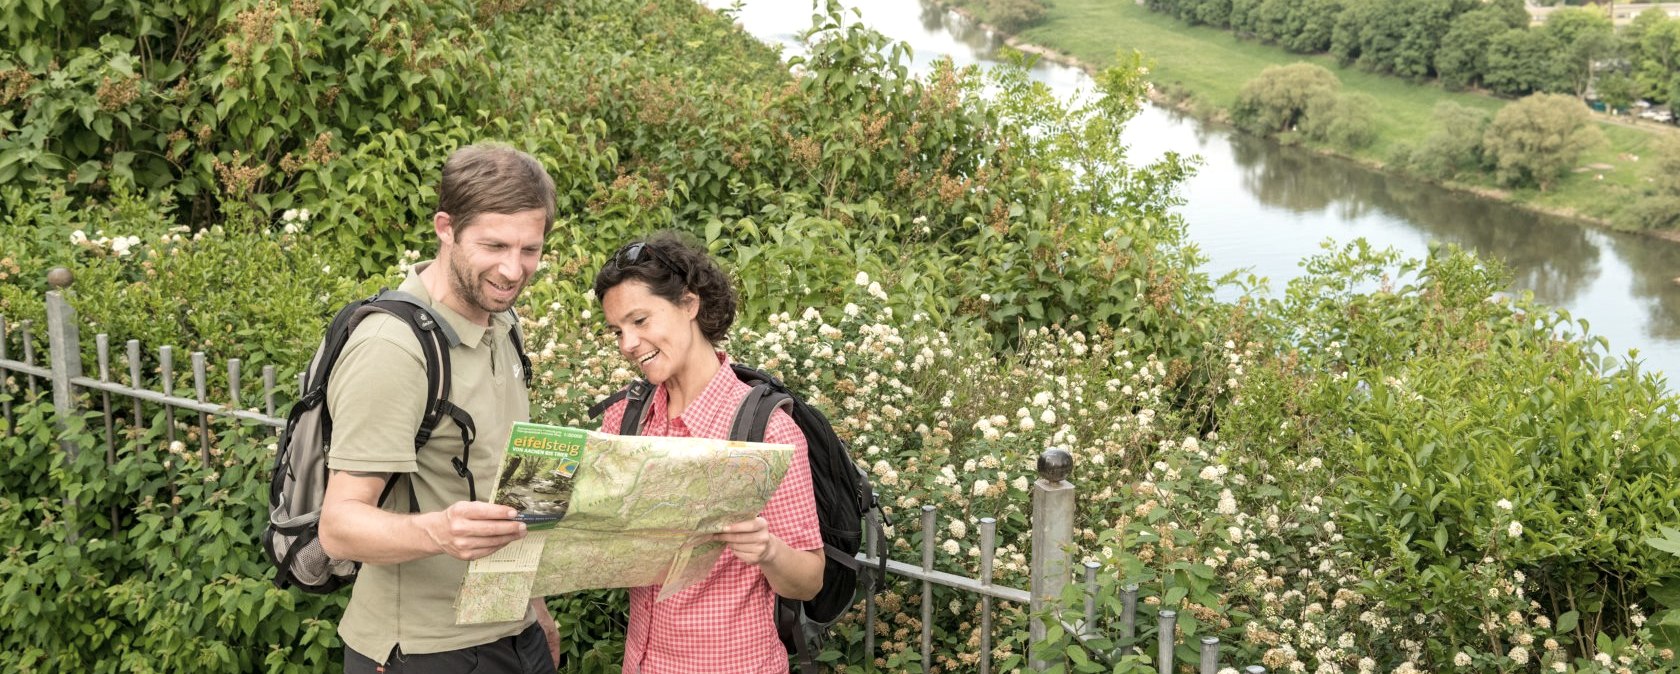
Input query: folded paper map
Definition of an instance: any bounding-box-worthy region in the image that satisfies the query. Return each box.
[454,423,793,624]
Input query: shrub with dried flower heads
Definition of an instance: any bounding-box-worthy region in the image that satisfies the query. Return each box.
[6,0,1678,672]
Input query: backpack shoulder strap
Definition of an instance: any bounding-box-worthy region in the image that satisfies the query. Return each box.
[731,385,790,443]
[354,295,455,447]
[588,379,656,435]
[727,364,792,443]
[353,291,481,505]
[506,311,533,388]
[587,389,627,420]
[376,289,463,348]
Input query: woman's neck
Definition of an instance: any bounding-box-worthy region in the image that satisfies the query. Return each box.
[662,347,720,419]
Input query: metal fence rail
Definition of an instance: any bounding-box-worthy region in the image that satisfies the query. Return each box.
[0,268,1270,673]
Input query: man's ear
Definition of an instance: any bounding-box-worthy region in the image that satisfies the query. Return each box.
[434,212,454,243]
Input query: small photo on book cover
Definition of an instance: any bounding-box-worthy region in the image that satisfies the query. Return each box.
[494,423,585,530]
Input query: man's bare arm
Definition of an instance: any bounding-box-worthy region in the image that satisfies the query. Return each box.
[318,470,530,564]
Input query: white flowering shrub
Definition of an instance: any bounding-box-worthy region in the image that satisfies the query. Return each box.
[1198,243,1680,671]
[519,240,1680,672]
[0,191,377,403]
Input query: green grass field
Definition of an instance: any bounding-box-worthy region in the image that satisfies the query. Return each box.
[999,0,1679,225]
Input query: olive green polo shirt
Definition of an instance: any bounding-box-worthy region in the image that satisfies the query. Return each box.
[325,263,534,661]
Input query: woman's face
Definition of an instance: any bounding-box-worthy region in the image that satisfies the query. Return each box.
[600,280,704,385]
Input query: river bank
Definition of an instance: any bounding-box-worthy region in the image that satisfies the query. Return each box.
[935,0,1680,239]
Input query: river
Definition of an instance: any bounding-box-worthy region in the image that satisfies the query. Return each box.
[703,0,1680,381]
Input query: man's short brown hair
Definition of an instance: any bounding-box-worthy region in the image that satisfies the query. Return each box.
[436,144,557,236]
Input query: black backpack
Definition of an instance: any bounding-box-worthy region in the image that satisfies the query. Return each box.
[261,289,531,593]
[589,363,889,671]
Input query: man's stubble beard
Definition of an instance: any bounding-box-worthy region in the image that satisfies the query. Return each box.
[448,247,520,316]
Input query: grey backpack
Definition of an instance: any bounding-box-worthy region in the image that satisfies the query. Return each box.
[261,290,529,593]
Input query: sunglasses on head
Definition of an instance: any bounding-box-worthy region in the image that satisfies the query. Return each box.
[614,241,649,268]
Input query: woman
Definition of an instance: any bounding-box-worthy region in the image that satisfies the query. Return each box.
[592,233,824,674]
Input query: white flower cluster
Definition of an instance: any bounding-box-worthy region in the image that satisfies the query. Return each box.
[71,230,144,257]
[395,249,423,276]
[280,207,313,234]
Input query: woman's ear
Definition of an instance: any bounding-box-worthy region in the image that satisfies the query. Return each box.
[682,291,701,320]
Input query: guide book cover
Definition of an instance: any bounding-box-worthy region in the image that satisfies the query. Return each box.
[491,422,585,529]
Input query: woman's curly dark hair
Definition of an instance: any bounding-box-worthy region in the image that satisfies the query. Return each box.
[592,232,738,344]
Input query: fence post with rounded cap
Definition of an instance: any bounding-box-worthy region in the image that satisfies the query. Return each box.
[45,267,83,460]
[1029,448,1075,671]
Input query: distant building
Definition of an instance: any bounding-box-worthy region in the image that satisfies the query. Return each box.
[1528,2,1680,27]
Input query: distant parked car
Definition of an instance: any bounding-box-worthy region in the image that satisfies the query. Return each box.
[1640,108,1674,123]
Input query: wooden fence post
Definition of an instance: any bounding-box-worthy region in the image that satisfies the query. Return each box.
[44,267,83,542]
[1029,448,1074,672]
[44,267,82,460]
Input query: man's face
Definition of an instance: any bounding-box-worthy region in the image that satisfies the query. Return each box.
[437,208,546,323]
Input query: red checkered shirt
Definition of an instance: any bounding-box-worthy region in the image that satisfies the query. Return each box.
[598,352,822,674]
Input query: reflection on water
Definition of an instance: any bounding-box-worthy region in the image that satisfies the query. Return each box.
[706,0,1680,379]
[1232,138,1606,305]
[1610,234,1680,341]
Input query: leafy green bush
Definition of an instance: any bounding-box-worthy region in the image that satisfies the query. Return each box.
[1232,63,1340,136]
[1403,101,1489,181]
[0,188,382,398]
[1482,93,1604,192]
[0,0,538,226]
[981,0,1050,33]
[489,3,1223,369]
[1219,242,1680,666]
[1619,136,1680,231]
[0,400,347,673]
[1301,92,1378,150]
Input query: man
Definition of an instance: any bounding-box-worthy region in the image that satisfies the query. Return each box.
[319,144,560,674]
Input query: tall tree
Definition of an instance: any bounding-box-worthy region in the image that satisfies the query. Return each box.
[1595,71,1639,112]
[1283,0,1345,53]
[1542,8,1616,97]
[1230,0,1263,35]
[1354,0,1411,74]
[1436,9,1512,90]
[1488,0,1531,29]
[1331,0,1379,64]
[1392,0,1468,80]
[1252,0,1292,43]
[1482,93,1604,191]
[1484,29,1568,96]
[1633,15,1680,104]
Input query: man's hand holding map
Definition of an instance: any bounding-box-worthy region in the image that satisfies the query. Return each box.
[454,423,793,624]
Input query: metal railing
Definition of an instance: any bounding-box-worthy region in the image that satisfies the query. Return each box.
[0,268,1269,673]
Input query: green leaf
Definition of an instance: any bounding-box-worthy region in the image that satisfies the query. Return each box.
[0,147,25,170]
[73,160,100,184]
[111,151,135,183]
[1647,526,1680,556]
[1650,578,1680,610]
[1556,610,1579,635]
